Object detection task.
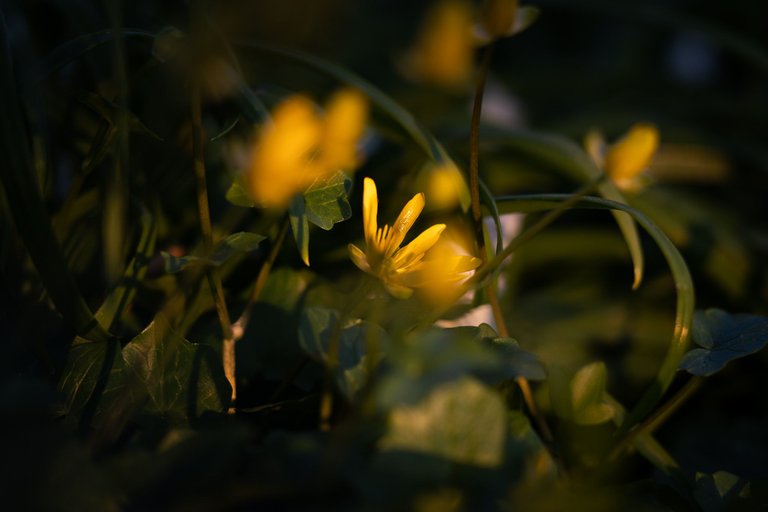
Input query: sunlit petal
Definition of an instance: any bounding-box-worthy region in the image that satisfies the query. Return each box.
[394,224,446,266]
[348,244,371,273]
[604,123,659,184]
[362,177,379,247]
[389,193,426,252]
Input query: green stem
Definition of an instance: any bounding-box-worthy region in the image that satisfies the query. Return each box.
[609,376,703,462]
[191,85,235,407]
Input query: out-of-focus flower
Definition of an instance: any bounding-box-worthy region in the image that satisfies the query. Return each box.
[246,88,368,208]
[473,0,540,45]
[424,163,467,211]
[586,123,660,192]
[348,178,481,300]
[480,0,518,40]
[400,0,475,89]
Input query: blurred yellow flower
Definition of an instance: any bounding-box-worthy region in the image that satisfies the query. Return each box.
[348,178,481,300]
[586,123,659,192]
[401,0,475,89]
[424,163,466,211]
[246,88,368,208]
[473,0,539,45]
[479,0,518,40]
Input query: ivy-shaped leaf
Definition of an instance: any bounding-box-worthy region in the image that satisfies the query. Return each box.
[57,339,141,432]
[298,307,388,400]
[303,170,353,230]
[122,315,230,424]
[210,232,266,265]
[161,232,264,273]
[680,308,768,376]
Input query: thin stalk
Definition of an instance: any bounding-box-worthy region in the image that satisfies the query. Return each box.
[191,85,236,408]
[609,376,703,462]
[468,41,557,449]
[232,216,289,339]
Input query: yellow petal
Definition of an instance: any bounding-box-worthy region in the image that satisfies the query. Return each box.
[348,243,371,273]
[247,95,323,208]
[393,223,446,267]
[321,88,368,170]
[388,193,426,252]
[362,177,379,247]
[604,123,659,184]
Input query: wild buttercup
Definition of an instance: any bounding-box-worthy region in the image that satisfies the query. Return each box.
[246,88,368,208]
[586,123,660,192]
[348,177,481,300]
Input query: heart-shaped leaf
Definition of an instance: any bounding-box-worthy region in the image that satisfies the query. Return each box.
[303,170,352,230]
[679,309,768,376]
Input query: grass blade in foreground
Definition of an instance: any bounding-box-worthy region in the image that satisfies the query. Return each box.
[495,194,694,433]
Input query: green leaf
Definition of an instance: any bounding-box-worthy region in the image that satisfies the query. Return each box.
[210,231,266,265]
[161,251,204,273]
[121,315,231,424]
[225,179,258,208]
[550,362,614,425]
[379,377,507,468]
[289,194,311,265]
[298,307,388,400]
[694,471,751,512]
[57,339,140,432]
[303,170,352,230]
[680,309,768,376]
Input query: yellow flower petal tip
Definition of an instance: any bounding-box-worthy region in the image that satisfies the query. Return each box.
[246,89,369,209]
[349,178,480,301]
[604,123,659,189]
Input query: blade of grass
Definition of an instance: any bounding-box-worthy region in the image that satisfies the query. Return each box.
[0,9,110,342]
[494,194,694,433]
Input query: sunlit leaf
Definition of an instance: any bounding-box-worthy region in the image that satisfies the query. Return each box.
[679,309,768,376]
[379,377,506,468]
[303,170,353,230]
[289,194,311,265]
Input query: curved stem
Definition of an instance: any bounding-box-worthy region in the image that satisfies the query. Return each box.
[492,194,694,434]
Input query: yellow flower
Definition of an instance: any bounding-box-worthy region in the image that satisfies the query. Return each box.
[348,178,481,299]
[246,88,368,208]
[586,123,659,192]
[400,0,475,89]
